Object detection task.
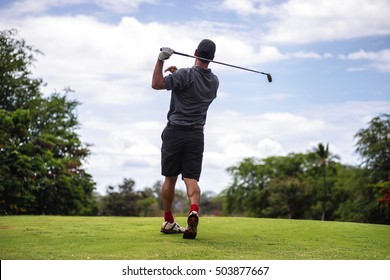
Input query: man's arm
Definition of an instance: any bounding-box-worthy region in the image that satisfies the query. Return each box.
[151,47,174,90]
[151,59,165,90]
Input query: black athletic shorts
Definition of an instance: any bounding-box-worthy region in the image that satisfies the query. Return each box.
[161,125,204,181]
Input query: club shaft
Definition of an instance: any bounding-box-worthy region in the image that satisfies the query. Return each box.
[173,51,270,76]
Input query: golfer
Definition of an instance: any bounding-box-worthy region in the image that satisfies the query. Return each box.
[151,39,219,239]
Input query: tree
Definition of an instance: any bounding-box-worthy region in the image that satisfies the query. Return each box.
[264,177,312,219]
[137,187,158,217]
[373,177,390,221]
[151,180,163,210]
[354,114,390,183]
[225,157,270,216]
[200,191,218,215]
[354,114,390,223]
[332,166,376,223]
[313,143,340,221]
[225,154,316,218]
[99,178,140,216]
[0,29,96,215]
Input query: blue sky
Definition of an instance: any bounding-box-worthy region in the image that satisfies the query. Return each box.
[1,0,389,195]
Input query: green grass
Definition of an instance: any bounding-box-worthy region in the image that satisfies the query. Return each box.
[0,216,389,260]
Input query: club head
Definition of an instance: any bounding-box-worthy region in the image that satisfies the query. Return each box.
[267,74,272,83]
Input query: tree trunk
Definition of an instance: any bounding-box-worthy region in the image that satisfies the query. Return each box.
[321,167,327,221]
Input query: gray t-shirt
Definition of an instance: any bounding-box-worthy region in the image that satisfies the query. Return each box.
[164,66,219,126]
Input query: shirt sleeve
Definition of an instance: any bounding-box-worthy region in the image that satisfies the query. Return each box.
[164,68,192,91]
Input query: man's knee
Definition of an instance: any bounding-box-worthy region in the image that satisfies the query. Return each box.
[164,176,178,187]
[183,177,201,196]
[183,177,198,187]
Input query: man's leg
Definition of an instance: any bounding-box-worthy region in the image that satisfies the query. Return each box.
[183,177,200,239]
[183,177,200,212]
[160,175,185,234]
[162,176,177,223]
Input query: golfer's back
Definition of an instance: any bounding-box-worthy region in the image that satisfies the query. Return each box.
[165,66,219,126]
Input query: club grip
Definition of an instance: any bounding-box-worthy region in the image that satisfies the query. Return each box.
[160,48,176,53]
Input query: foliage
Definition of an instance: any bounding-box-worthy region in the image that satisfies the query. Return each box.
[354,113,390,223]
[96,178,226,217]
[224,139,389,224]
[98,178,140,216]
[354,113,390,183]
[225,154,318,218]
[98,178,173,217]
[329,165,370,222]
[0,29,96,215]
[372,177,390,221]
[200,190,225,216]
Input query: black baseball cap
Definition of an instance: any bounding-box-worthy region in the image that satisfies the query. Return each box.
[197,39,216,60]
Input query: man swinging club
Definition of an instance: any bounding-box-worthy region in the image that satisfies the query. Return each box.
[151,39,219,239]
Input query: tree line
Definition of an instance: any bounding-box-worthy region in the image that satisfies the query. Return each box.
[95,178,223,217]
[224,135,389,224]
[1,30,389,224]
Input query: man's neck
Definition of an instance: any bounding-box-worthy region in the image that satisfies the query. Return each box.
[195,59,210,69]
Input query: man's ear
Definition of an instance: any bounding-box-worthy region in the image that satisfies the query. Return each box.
[194,49,198,56]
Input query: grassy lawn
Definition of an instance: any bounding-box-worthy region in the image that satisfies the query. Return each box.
[0,216,389,260]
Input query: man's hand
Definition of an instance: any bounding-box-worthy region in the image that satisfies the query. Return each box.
[158,47,174,61]
[165,66,178,73]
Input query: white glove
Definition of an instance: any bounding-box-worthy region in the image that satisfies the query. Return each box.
[158,47,174,61]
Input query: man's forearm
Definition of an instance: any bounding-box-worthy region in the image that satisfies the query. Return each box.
[151,59,166,89]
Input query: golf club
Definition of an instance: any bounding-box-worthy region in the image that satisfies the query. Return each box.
[160,48,272,83]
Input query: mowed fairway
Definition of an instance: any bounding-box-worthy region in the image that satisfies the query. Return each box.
[0,216,389,260]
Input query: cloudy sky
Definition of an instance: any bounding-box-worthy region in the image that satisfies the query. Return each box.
[1,0,389,195]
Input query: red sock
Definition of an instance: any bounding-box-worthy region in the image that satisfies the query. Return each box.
[164,211,174,223]
[190,204,199,213]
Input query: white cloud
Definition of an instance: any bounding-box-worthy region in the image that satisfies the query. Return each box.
[81,117,164,191]
[221,0,271,16]
[96,0,159,13]
[8,15,178,103]
[289,51,323,59]
[0,0,159,17]
[0,0,88,17]
[221,0,390,44]
[256,138,285,157]
[346,67,366,72]
[204,111,326,167]
[339,49,390,72]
